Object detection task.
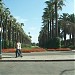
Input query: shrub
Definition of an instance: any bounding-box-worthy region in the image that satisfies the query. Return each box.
[21,44,25,48]
[3,40,9,48]
[9,41,13,48]
[22,44,31,48]
[53,37,61,48]
[47,37,61,48]
[68,45,75,49]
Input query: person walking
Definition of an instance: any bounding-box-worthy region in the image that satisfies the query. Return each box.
[16,40,22,58]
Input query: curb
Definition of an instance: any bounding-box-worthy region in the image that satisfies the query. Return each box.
[0,59,75,62]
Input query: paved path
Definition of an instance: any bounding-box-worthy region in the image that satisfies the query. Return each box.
[0,51,75,61]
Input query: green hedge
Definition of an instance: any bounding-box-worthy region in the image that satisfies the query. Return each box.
[47,37,61,48]
[9,41,13,48]
[3,40,9,48]
[3,40,14,48]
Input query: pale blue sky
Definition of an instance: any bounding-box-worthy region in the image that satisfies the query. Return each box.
[3,0,74,43]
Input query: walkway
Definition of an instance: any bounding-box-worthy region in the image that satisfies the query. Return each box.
[0,51,75,61]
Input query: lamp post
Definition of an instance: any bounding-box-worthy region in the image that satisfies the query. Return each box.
[0,26,2,59]
[0,12,3,59]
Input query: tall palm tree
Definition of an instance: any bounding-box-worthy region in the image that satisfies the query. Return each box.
[68,14,75,46]
[39,0,65,47]
[0,0,6,48]
[54,0,65,37]
[2,8,10,48]
[45,1,54,38]
[11,17,17,48]
[0,0,31,48]
[59,13,75,46]
[59,13,69,46]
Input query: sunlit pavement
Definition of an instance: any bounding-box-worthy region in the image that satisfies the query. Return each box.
[0,51,75,61]
[0,51,75,75]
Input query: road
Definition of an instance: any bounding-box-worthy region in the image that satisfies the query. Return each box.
[0,61,75,75]
[0,51,75,75]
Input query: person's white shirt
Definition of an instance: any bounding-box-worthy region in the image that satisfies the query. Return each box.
[17,42,21,49]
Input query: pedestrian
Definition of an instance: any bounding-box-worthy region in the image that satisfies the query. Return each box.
[15,40,22,58]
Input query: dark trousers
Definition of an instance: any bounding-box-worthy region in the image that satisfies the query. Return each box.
[16,49,22,57]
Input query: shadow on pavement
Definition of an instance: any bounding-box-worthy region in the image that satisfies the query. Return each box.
[2,56,15,58]
[60,69,75,75]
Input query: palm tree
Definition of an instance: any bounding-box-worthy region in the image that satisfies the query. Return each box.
[68,14,75,46]
[11,17,17,48]
[59,13,69,46]
[0,0,3,50]
[2,8,10,48]
[45,1,55,39]
[0,0,6,48]
[0,0,31,48]
[59,13,75,47]
[42,11,49,40]
[54,0,65,37]
[39,0,65,48]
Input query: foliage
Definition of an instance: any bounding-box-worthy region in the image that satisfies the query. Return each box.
[0,0,31,49]
[21,44,31,48]
[68,45,75,49]
[31,43,36,46]
[53,37,61,48]
[3,40,9,48]
[47,37,61,48]
[38,0,65,48]
[9,41,13,48]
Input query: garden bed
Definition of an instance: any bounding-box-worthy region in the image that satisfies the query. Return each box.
[2,48,46,53]
[47,48,71,51]
[2,48,71,53]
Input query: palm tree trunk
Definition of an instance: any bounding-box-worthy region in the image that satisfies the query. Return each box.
[52,12,54,38]
[5,16,8,41]
[55,1,58,37]
[50,19,52,38]
[48,20,49,40]
[64,28,66,46]
[72,32,75,46]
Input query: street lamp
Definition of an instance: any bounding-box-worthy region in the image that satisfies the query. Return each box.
[0,27,2,59]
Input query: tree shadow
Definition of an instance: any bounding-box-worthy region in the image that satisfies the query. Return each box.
[2,56,15,58]
[60,69,75,75]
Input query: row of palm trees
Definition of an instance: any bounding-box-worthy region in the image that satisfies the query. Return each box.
[38,0,75,48]
[59,13,75,47]
[0,0,31,48]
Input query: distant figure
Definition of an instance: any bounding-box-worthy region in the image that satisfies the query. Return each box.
[15,40,22,58]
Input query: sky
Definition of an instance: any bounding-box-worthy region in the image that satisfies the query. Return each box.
[3,0,74,43]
